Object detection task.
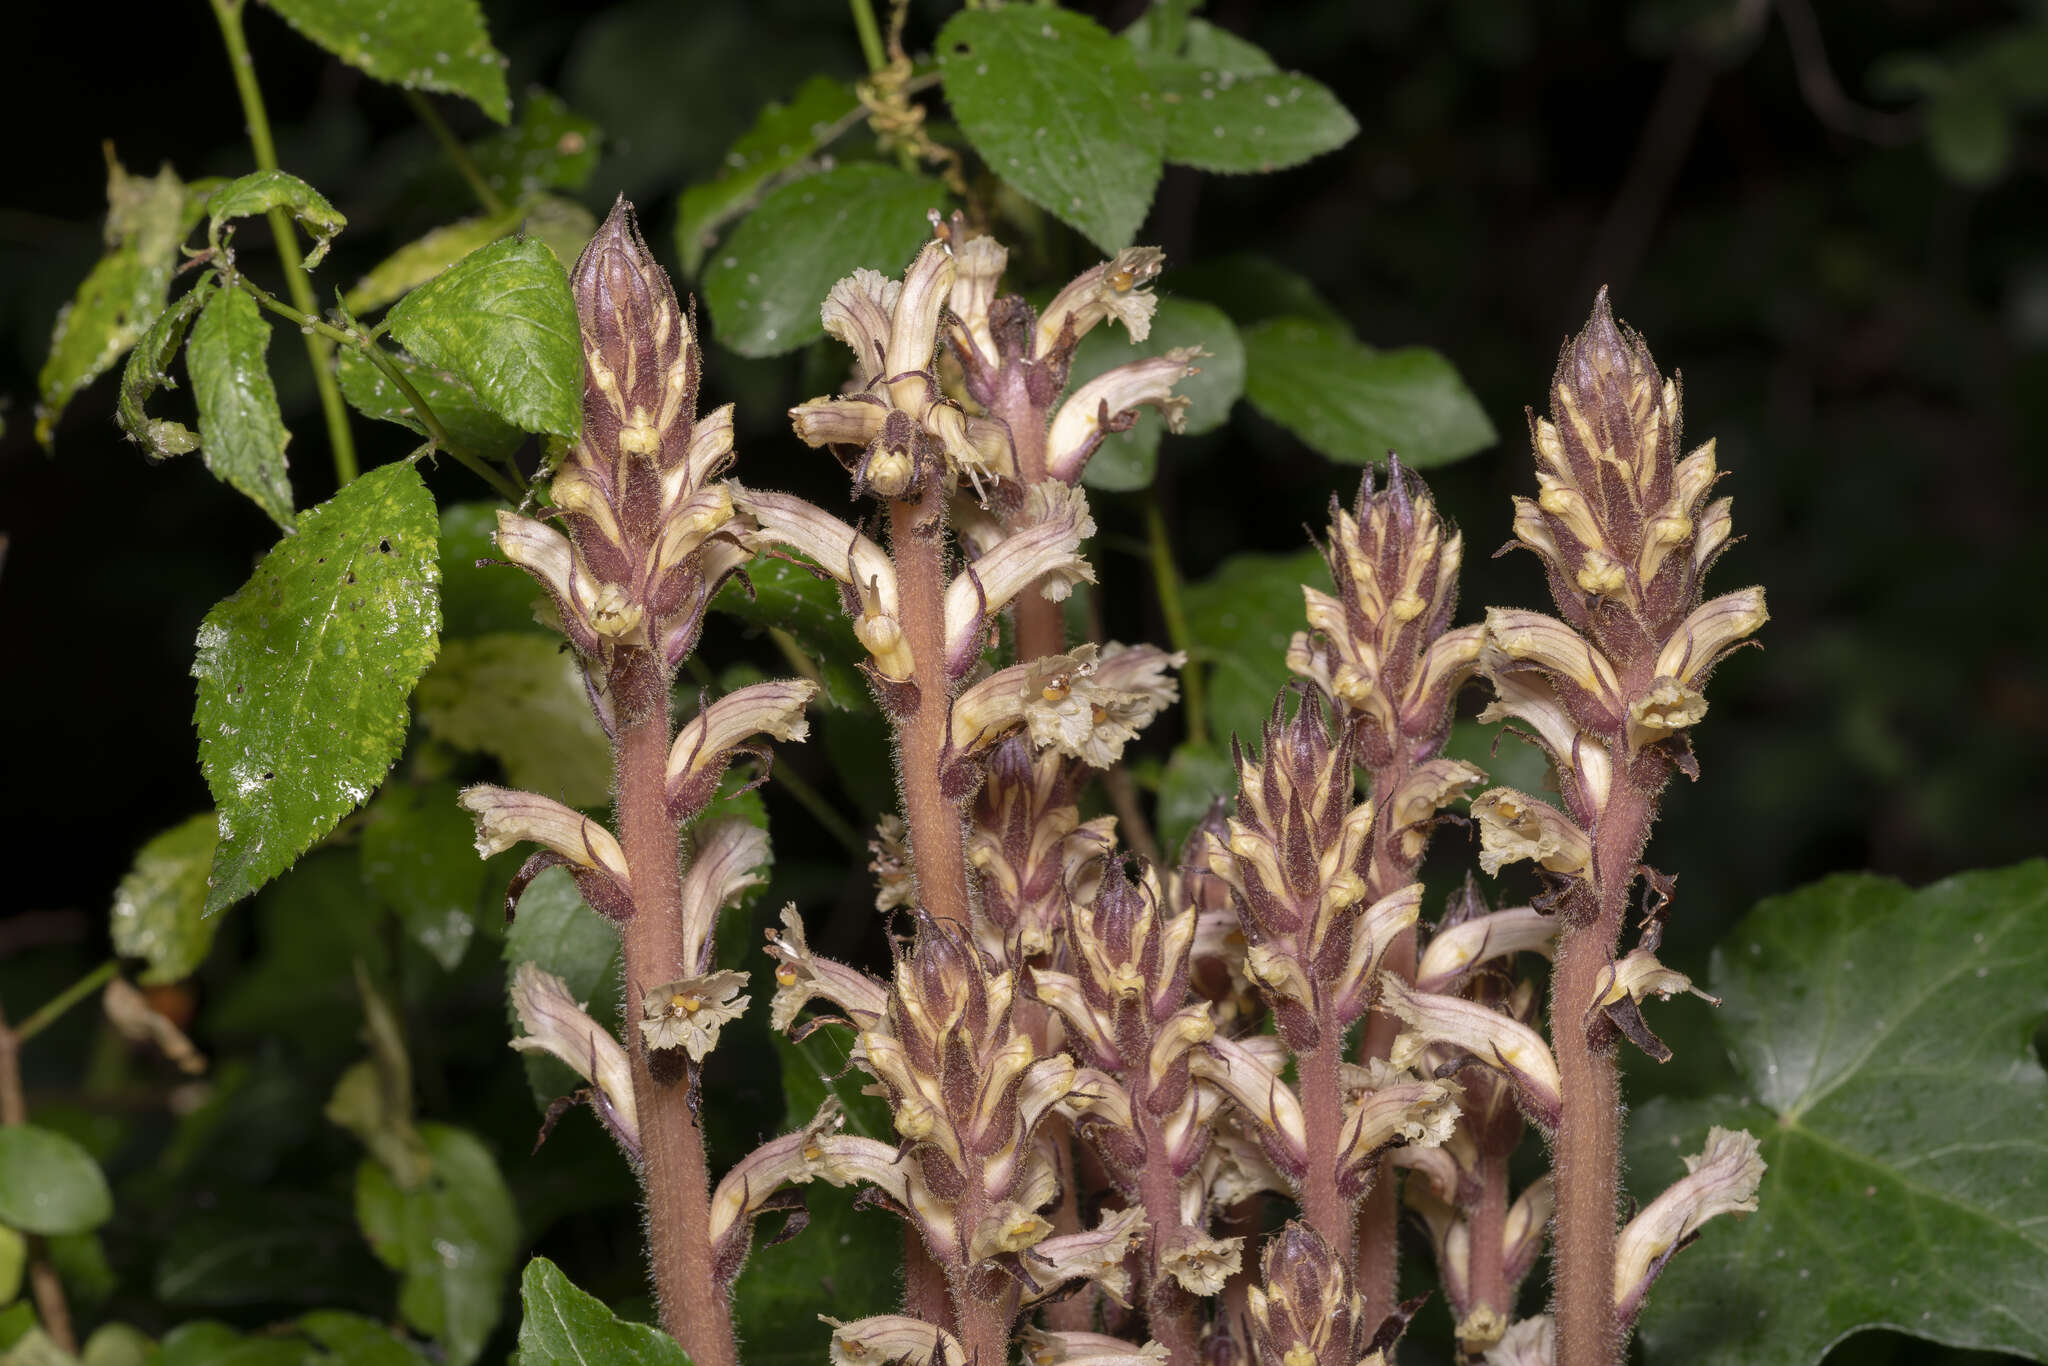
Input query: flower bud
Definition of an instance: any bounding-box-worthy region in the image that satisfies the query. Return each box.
[1244,1223,1364,1366]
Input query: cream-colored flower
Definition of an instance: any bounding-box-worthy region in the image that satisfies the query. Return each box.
[639,969,750,1062]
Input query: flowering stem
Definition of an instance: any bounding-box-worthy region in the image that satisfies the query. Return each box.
[905,1233,955,1331]
[988,375,1068,662]
[1467,1146,1511,1334]
[888,487,976,933]
[1549,786,1653,1366]
[1352,749,1417,1315]
[1297,1026,1352,1263]
[611,646,737,1366]
[1137,1109,1202,1366]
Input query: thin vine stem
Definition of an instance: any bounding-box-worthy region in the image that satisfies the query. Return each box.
[404,90,506,215]
[207,0,359,486]
[849,0,887,72]
[12,961,118,1046]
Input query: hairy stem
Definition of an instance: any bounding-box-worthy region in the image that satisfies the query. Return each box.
[1550,787,1653,1366]
[1352,750,1417,1315]
[989,375,1067,662]
[1137,1109,1202,1366]
[1466,1147,1511,1334]
[612,648,737,1366]
[888,486,975,932]
[904,1231,955,1331]
[208,0,358,486]
[0,1006,76,1355]
[1297,1030,1351,1262]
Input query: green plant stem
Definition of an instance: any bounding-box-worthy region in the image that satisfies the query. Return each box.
[1145,493,1206,747]
[404,90,506,215]
[12,961,117,1046]
[0,1003,78,1355]
[208,0,359,486]
[849,0,887,72]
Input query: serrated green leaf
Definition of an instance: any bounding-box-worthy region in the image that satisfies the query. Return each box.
[262,0,510,123]
[336,345,526,465]
[1241,317,1496,468]
[1125,14,1278,78]
[188,285,296,528]
[1146,64,1356,174]
[37,156,193,448]
[702,163,950,357]
[470,90,601,201]
[192,461,441,912]
[362,781,487,970]
[937,6,1166,252]
[299,1310,431,1365]
[675,75,859,278]
[206,170,347,268]
[0,1127,112,1236]
[416,634,613,808]
[354,1124,518,1366]
[710,554,868,710]
[514,1256,687,1365]
[108,812,221,985]
[438,502,545,638]
[345,208,526,315]
[1181,547,1328,749]
[116,275,217,462]
[502,866,622,1107]
[386,236,580,439]
[1069,296,1244,491]
[1628,862,2048,1365]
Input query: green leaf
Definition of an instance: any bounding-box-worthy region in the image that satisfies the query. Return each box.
[192,460,442,912]
[1069,296,1244,492]
[502,866,621,1107]
[37,155,194,448]
[1628,862,2048,1365]
[262,0,510,123]
[1926,84,2013,186]
[116,276,217,462]
[3,1328,82,1366]
[344,207,526,315]
[514,1256,687,1365]
[108,812,221,985]
[0,1127,113,1236]
[299,1311,431,1365]
[1157,741,1233,857]
[206,170,347,268]
[362,781,487,970]
[937,6,1166,252]
[1145,64,1356,174]
[710,555,868,710]
[355,1123,519,1366]
[415,634,613,808]
[438,502,545,638]
[1125,14,1278,78]
[675,75,859,278]
[160,1322,306,1366]
[187,285,296,529]
[209,850,391,1056]
[79,1324,157,1366]
[155,1195,385,1309]
[336,345,527,465]
[1181,547,1328,749]
[702,163,950,357]
[469,91,601,201]
[1169,253,1346,330]
[0,1226,22,1306]
[1241,317,1496,468]
[386,236,581,439]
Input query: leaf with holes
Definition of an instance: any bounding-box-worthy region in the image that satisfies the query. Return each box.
[109,812,221,985]
[1627,861,2048,1365]
[938,7,1165,252]
[192,460,441,912]
[187,285,296,529]
[515,1256,687,1365]
[1242,317,1496,468]
[263,0,510,123]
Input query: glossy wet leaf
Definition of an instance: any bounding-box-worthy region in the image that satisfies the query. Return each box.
[702,163,949,357]
[515,1256,687,1365]
[502,866,622,1107]
[1123,14,1279,78]
[0,1126,113,1236]
[937,7,1164,252]
[336,345,526,465]
[1181,546,1329,749]
[187,285,296,529]
[355,1123,518,1366]
[415,633,613,808]
[1628,861,2048,1365]
[206,170,347,268]
[263,0,511,123]
[1144,63,1356,174]
[675,75,858,278]
[469,90,601,200]
[108,812,221,985]
[116,276,216,462]
[362,781,487,970]
[1068,296,1244,491]
[386,236,580,439]
[37,157,194,448]
[192,461,441,912]
[344,208,526,315]
[1241,317,1496,467]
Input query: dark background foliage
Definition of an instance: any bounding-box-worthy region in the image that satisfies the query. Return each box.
[1,1,2043,1361]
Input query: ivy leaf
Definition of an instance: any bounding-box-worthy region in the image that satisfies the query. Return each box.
[0,1126,113,1236]
[415,633,613,808]
[675,75,859,278]
[354,1123,519,1366]
[937,6,1165,253]
[501,866,622,1107]
[206,170,347,268]
[702,163,949,357]
[187,286,296,529]
[386,236,581,440]
[361,781,488,971]
[1627,861,2048,1365]
[711,555,869,711]
[336,346,527,465]
[1242,317,1496,468]
[1181,547,1328,749]
[108,812,221,985]
[514,1256,687,1365]
[469,90,601,201]
[37,154,194,448]
[192,461,441,913]
[1068,296,1244,492]
[117,275,217,462]
[261,0,511,123]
